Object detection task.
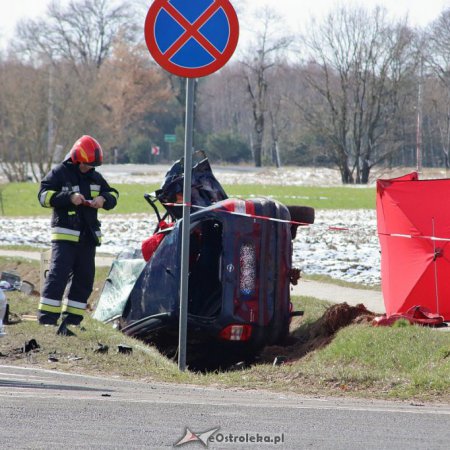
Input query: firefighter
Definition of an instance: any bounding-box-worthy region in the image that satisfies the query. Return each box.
[38,135,119,334]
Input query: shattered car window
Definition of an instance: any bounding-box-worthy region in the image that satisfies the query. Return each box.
[93,258,146,323]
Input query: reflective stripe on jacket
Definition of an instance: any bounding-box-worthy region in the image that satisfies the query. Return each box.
[38,160,118,245]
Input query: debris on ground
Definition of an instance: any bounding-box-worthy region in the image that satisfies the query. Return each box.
[0,271,21,290]
[117,344,132,354]
[19,280,35,295]
[272,356,288,366]
[48,353,59,362]
[0,288,7,337]
[20,315,37,322]
[372,305,446,327]
[94,343,109,354]
[23,338,40,353]
[12,338,40,355]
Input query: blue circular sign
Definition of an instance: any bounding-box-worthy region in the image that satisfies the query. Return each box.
[145,0,239,77]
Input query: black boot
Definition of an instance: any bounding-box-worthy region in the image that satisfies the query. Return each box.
[56,317,77,337]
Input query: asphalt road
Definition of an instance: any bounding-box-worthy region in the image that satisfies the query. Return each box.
[0,365,449,449]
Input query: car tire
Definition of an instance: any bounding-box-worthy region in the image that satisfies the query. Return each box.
[287,206,315,239]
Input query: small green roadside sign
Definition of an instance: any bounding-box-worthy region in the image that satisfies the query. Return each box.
[164,134,176,143]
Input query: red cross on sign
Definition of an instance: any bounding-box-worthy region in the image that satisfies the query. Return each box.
[145,0,239,78]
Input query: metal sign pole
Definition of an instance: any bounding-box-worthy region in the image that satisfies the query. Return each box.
[145,0,239,372]
[178,77,195,371]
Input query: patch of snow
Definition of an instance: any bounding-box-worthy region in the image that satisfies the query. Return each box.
[0,209,380,286]
[294,209,379,286]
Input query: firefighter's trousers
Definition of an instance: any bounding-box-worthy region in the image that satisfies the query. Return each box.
[38,241,95,325]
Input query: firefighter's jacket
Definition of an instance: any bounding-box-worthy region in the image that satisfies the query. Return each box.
[38,160,119,245]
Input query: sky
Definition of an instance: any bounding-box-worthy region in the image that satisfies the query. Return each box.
[0,0,449,49]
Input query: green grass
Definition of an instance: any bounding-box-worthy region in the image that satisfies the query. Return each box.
[0,257,190,382]
[0,182,375,216]
[1,294,188,382]
[298,324,450,399]
[0,182,160,217]
[1,256,448,402]
[225,185,376,210]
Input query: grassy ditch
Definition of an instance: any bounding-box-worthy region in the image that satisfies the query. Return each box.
[0,257,448,402]
[1,292,187,383]
[0,182,375,217]
[235,314,450,401]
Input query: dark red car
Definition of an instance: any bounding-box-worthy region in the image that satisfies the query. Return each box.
[95,156,314,367]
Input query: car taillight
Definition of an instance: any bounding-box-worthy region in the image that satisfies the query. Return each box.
[219,324,252,341]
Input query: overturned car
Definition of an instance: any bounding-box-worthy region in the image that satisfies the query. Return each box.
[94,155,314,366]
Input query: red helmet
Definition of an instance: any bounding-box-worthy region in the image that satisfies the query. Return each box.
[69,135,103,166]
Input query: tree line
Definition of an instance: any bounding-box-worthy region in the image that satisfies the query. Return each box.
[1,0,450,184]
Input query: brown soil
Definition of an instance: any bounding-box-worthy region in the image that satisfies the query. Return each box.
[261,303,376,364]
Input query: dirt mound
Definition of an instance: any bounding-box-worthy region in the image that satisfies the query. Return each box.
[261,303,376,364]
[311,302,375,335]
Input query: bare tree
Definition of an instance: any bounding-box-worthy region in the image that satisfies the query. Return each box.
[1,0,141,180]
[16,0,136,72]
[0,59,47,181]
[240,8,292,167]
[266,63,296,168]
[96,39,172,155]
[197,64,251,136]
[0,56,112,181]
[424,9,450,169]
[298,6,417,183]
